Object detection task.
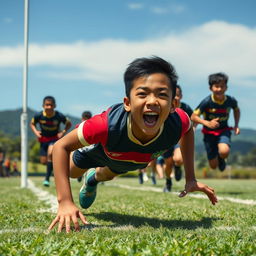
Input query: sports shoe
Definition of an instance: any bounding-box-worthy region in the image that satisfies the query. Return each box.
[174,165,182,181]
[163,178,172,192]
[43,180,50,187]
[218,155,226,172]
[79,169,97,209]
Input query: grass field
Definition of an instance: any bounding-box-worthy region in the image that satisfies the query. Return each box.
[0,176,256,255]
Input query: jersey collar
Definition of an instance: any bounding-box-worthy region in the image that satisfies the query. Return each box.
[211,94,226,105]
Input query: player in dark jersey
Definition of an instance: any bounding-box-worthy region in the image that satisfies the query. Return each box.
[163,85,194,192]
[191,72,240,172]
[48,56,217,233]
[30,96,72,186]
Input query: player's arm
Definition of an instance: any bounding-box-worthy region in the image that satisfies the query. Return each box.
[191,111,219,129]
[30,118,42,138]
[233,107,240,135]
[58,119,72,138]
[48,129,88,233]
[178,121,218,205]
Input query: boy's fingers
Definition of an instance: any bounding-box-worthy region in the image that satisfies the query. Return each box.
[58,217,64,233]
[48,216,59,230]
[71,215,80,231]
[78,211,89,225]
[65,216,71,233]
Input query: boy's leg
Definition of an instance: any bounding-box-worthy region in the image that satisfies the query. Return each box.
[163,156,173,192]
[79,166,118,209]
[204,134,218,169]
[172,147,183,181]
[44,144,54,186]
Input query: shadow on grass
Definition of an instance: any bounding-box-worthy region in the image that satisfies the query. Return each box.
[82,212,221,230]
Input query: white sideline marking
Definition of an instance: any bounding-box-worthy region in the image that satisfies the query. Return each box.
[109,183,256,206]
[27,179,58,213]
[0,225,256,234]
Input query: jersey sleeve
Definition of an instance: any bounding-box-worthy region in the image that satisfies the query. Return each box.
[193,97,208,116]
[175,108,191,137]
[31,113,40,124]
[230,96,239,110]
[77,110,109,146]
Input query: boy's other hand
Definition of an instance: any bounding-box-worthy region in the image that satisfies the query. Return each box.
[234,126,240,135]
[48,201,88,233]
[207,118,220,129]
[179,180,218,205]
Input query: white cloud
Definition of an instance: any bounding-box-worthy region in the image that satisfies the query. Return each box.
[127,3,144,10]
[1,21,256,88]
[3,18,13,24]
[151,4,185,14]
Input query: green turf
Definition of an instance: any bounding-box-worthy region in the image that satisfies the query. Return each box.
[0,177,255,255]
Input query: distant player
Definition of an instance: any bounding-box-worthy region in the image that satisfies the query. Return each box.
[191,72,240,172]
[30,96,72,186]
[163,85,194,192]
[48,56,217,233]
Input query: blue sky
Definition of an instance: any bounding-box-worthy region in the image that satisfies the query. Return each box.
[1,0,256,128]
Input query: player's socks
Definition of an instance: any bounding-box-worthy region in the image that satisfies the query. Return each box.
[163,178,172,192]
[138,172,143,184]
[79,169,98,209]
[151,174,156,185]
[174,165,182,181]
[43,162,53,186]
[218,155,226,172]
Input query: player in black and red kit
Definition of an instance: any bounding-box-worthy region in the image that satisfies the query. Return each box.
[30,96,71,186]
[48,56,217,233]
[191,72,240,172]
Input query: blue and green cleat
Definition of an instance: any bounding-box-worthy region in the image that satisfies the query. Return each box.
[79,169,97,209]
[43,180,50,187]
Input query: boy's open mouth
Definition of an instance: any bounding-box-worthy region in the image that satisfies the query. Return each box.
[143,112,159,127]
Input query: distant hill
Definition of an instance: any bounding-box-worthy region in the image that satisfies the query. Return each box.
[0,108,80,140]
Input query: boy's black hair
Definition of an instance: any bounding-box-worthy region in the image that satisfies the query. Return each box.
[82,111,92,120]
[43,96,56,105]
[208,72,228,88]
[124,56,178,99]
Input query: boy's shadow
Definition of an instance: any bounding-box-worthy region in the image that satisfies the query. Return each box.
[82,212,221,230]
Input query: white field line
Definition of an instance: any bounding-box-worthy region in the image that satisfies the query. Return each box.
[109,183,256,206]
[27,179,58,213]
[0,225,256,234]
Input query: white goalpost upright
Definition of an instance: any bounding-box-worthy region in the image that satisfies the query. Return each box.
[21,0,29,188]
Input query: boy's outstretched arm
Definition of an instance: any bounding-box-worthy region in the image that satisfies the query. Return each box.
[178,127,218,205]
[48,129,88,233]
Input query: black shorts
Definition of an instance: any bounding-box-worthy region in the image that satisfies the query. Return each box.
[203,130,231,160]
[40,140,57,156]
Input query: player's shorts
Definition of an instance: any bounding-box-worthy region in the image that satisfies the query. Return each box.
[203,130,231,160]
[72,144,148,174]
[40,140,57,156]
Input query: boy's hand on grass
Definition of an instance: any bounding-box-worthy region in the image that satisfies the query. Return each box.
[48,201,88,233]
[179,180,218,205]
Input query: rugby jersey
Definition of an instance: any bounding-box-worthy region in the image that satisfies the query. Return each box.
[77,103,190,172]
[194,94,239,135]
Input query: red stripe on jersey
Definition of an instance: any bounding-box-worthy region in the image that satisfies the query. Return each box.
[38,135,58,143]
[82,108,110,146]
[103,147,151,163]
[202,127,233,136]
[205,108,227,114]
[175,108,191,136]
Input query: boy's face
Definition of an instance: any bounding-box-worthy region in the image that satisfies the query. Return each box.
[43,99,55,114]
[210,80,227,100]
[124,73,174,143]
